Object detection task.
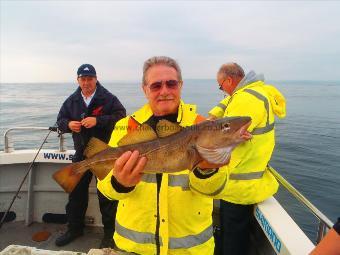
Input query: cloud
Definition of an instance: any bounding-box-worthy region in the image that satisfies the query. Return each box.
[1,1,340,82]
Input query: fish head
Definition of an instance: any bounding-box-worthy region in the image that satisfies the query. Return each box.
[195,116,252,164]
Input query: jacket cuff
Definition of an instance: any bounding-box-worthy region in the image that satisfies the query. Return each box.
[193,167,218,179]
[111,176,135,193]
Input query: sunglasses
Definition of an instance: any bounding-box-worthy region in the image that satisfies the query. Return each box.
[218,79,226,91]
[147,80,181,92]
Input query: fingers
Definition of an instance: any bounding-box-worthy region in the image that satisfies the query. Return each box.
[81,119,89,128]
[69,121,81,132]
[115,151,133,167]
[81,117,97,128]
[130,156,147,180]
[69,118,96,130]
[122,151,142,174]
[114,151,147,187]
[74,124,81,132]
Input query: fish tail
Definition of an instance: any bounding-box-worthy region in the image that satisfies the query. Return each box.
[52,161,88,193]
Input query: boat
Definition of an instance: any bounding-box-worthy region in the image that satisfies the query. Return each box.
[0,126,334,255]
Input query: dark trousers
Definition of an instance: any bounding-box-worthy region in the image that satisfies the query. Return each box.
[66,170,118,235]
[219,200,254,255]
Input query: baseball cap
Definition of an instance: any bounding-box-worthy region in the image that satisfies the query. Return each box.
[77,64,96,77]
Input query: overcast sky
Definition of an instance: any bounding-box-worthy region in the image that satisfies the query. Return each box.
[1,1,340,83]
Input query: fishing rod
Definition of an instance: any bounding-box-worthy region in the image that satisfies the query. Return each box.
[0,123,61,229]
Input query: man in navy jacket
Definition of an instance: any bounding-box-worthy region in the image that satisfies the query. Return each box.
[56,64,126,248]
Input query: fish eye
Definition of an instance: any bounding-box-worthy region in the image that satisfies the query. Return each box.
[222,123,230,133]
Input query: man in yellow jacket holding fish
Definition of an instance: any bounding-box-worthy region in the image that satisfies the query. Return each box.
[209,63,286,255]
[97,56,251,255]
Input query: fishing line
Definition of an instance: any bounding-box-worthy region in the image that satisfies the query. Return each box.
[0,123,60,229]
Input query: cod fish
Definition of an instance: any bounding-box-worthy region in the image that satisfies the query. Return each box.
[53,116,251,193]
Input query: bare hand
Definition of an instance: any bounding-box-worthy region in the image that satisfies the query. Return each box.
[81,117,97,128]
[114,150,147,187]
[68,121,82,133]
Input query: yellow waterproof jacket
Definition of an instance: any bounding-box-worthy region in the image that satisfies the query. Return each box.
[209,76,286,204]
[98,101,228,255]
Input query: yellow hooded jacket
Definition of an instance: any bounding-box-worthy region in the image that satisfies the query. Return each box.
[98,101,228,255]
[209,75,286,204]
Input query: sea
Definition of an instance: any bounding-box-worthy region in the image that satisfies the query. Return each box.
[0,80,339,242]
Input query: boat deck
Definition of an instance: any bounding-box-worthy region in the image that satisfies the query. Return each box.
[0,221,103,253]
[0,219,272,255]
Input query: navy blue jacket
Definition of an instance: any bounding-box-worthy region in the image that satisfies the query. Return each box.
[57,82,126,162]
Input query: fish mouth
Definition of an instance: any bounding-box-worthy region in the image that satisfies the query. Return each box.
[238,120,252,140]
[240,120,251,133]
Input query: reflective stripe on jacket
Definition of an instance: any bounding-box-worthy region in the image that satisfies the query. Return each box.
[98,101,227,255]
[210,80,286,204]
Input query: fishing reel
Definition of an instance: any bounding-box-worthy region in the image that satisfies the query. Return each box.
[48,126,63,137]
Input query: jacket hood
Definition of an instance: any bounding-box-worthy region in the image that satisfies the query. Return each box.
[264,85,286,118]
[235,71,264,91]
[236,71,286,118]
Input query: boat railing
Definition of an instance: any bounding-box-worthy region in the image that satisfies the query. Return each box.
[3,126,67,153]
[268,166,333,243]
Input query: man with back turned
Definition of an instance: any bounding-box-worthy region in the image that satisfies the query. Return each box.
[209,63,286,255]
[55,64,126,248]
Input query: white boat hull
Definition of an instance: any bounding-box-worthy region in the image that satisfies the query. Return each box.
[0,150,102,227]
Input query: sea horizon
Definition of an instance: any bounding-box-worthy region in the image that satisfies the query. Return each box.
[1,79,340,85]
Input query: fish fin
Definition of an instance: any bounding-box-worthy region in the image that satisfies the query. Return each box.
[186,145,202,170]
[196,145,232,164]
[84,137,110,158]
[118,124,157,146]
[52,162,86,193]
[156,120,183,138]
[90,161,115,180]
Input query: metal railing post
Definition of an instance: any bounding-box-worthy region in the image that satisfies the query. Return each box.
[316,221,328,243]
[4,130,14,153]
[59,133,66,152]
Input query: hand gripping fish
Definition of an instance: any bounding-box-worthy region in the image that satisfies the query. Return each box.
[53,116,251,193]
